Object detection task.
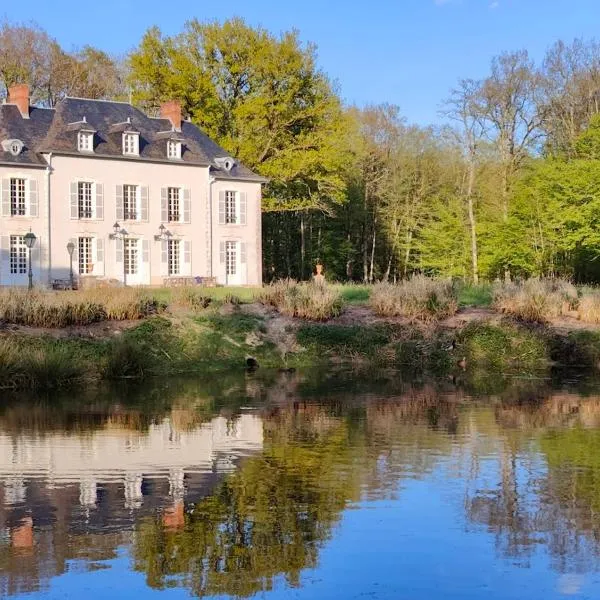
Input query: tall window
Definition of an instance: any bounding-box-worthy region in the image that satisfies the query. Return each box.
[78,132,93,152]
[168,239,180,275]
[226,241,237,276]
[124,239,138,275]
[78,237,93,274]
[9,235,27,274]
[78,182,93,219]
[225,191,237,224]
[123,185,138,220]
[168,187,180,222]
[123,133,139,156]
[10,178,26,216]
[167,141,181,159]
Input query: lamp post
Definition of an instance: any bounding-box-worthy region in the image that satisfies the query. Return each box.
[66,241,75,290]
[23,231,37,290]
[109,222,128,286]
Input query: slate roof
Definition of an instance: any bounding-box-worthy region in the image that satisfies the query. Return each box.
[0,97,266,182]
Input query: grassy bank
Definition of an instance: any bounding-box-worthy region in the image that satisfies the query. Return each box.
[4,307,600,392]
[4,277,600,392]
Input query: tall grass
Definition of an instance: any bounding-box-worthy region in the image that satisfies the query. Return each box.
[0,288,165,327]
[0,340,92,390]
[370,276,458,321]
[259,280,343,321]
[493,278,577,323]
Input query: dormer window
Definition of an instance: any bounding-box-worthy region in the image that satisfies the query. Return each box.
[167,140,181,160]
[1,139,24,156]
[123,132,139,156]
[78,132,94,153]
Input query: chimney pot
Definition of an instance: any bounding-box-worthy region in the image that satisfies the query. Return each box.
[8,84,30,119]
[160,100,182,131]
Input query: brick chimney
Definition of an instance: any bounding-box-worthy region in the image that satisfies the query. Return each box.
[8,84,30,119]
[160,100,182,131]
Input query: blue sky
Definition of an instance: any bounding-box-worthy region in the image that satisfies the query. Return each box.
[3,0,600,124]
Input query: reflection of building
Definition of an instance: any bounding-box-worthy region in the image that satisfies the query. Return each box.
[0,413,263,596]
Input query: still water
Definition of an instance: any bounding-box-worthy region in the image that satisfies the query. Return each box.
[3,370,600,599]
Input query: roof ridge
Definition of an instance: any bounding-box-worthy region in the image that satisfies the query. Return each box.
[63,96,133,105]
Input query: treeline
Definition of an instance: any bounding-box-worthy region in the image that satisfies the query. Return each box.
[4,19,600,282]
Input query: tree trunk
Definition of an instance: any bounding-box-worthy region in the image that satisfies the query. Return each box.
[403,229,413,278]
[502,163,511,281]
[363,184,369,283]
[300,212,305,281]
[369,216,377,283]
[384,253,393,281]
[466,159,479,284]
[346,232,353,280]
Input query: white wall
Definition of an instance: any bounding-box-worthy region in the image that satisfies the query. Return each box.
[0,157,263,286]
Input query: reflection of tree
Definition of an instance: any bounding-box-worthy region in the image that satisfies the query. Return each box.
[133,416,360,597]
[132,389,462,597]
[465,392,600,572]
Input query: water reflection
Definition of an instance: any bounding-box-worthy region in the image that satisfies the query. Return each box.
[3,372,600,597]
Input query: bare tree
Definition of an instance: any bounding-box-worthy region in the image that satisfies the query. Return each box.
[478,51,544,221]
[541,38,600,156]
[443,79,487,284]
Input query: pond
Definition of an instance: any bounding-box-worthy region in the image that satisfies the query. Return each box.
[2,369,600,599]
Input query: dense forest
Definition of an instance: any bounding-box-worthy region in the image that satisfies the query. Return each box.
[3,19,600,282]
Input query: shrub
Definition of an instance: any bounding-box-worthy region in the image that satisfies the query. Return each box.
[492,278,577,323]
[260,280,343,321]
[577,291,600,323]
[104,338,149,379]
[370,276,458,321]
[0,288,166,327]
[170,288,212,311]
[0,340,91,390]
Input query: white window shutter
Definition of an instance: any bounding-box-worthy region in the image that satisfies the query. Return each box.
[161,240,168,276]
[239,192,247,225]
[241,242,247,264]
[1,235,9,279]
[116,238,123,264]
[184,240,191,274]
[31,238,41,277]
[161,188,168,223]
[140,186,149,221]
[183,188,191,223]
[142,239,150,263]
[219,241,225,263]
[70,182,79,219]
[1,179,9,217]
[218,191,225,224]
[95,238,105,275]
[115,185,123,221]
[95,183,104,220]
[28,179,38,217]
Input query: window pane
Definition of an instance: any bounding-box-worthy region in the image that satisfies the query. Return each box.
[123,185,138,220]
[168,187,180,222]
[78,237,93,274]
[10,235,27,274]
[226,241,237,275]
[225,191,237,224]
[124,239,138,275]
[168,239,180,275]
[78,182,93,219]
[10,178,26,216]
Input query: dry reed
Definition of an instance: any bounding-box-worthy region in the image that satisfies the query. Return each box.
[370,276,458,321]
[259,279,343,321]
[492,278,577,323]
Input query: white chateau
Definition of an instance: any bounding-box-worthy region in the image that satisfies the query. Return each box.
[0,84,265,287]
